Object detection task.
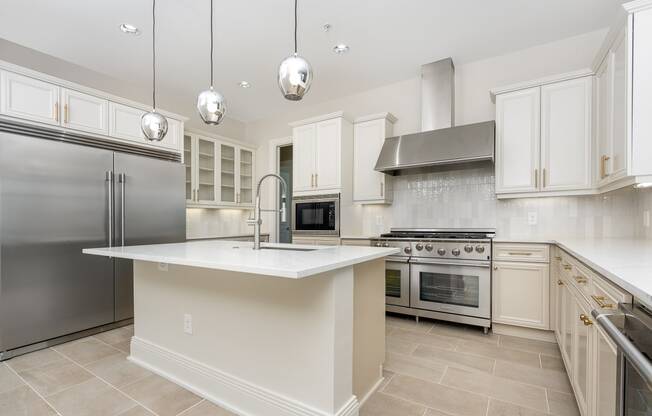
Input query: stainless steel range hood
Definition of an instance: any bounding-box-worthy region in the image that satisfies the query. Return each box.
[375,58,495,174]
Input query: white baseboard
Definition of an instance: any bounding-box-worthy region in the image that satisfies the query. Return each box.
[129,337,360,416]
[357,373,384,407]
[492,324,557,343]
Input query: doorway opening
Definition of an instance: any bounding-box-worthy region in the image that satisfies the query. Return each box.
[277,145,293,243]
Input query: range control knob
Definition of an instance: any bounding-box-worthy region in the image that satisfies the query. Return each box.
[437,248,446,256]
[415,243,424,251]
[375,242,382,247]
[383,242,390,247]
[404,246,412,255]
[425,243,433,251]
[452,248,461,256]
[475,245,485,253]
[464,245,474,253]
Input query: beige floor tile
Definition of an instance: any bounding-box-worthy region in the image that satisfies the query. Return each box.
[0,364,24,394]
[441,367,548,412]
[180,400,237,415]
[95,327,133,346]
[7,348,68,373]
[541,355,565,372]
[456,340,541,368]
[425,410,456,416]
[54,337,121,365]
[47,377,138,416]
[360,392,426,416]
[412,344,495,373]
[384,352,447,383]
[117,405,155,416]
[0,385,57,416]
[378,369,394,391]
[384,374,488,416]
[547,390,580,416]
[499,335,561,358]
[493,360,571,393]
[386,315,435,333]
[386,336,419,355]
[385,326,394,336]
[18,360,94,397]
[85,353,152,388]
[120,374,202,416]
[388,328,459,350]
[487,399,549,416]
[111,341,132,354]
[430,322,500,345]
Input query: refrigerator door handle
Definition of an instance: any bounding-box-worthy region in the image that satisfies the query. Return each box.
[106,170,114,248]
[119,173,125,247]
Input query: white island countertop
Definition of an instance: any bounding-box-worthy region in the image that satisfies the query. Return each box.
[83,240,399,279]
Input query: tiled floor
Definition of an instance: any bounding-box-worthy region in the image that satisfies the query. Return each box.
[1,317,581,416]
[1,325,235,416]
[362,314,581,416]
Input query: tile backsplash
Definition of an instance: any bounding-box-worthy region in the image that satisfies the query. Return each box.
[361,165,652,240]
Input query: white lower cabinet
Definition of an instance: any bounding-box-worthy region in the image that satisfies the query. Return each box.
[593,325,618,416]
[571,294,591,416]
[492,261,550,329]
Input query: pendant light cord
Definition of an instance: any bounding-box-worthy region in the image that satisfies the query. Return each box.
[294,0,298,54]
[152,0,157,110]
[210,0,214,87]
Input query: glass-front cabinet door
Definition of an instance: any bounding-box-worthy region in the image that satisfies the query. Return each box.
[239,149,254,205]
[184,134,194,202]
[219,144,236,204]
[196,138,216,203]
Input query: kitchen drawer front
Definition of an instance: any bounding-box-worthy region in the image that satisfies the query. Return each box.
[493,243,550,263]
[340,238,371,246]
[568,263,592,301]
[590,274,631,311]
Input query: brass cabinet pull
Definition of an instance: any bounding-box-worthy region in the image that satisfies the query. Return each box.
[380,182,383,197]
[507,252,532,256]
[591,295,615,309]
[543,168,547,188]
[574,276,588,284]
[493,266,498,271]
[557,280,564,286]
[579,314,593,325]
[534,169,538,188]
[54,102,59,122]
[310,174,314,187]
[64,104,69,124]
[563,264,572,270]
[580,314,588,321]
[555,256,562,261]
[600,155,611,179]
[315,173,318,188]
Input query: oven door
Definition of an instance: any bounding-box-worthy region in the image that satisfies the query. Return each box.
[385,256,410,307]
[410,258,491,319]
[292,196,339,235]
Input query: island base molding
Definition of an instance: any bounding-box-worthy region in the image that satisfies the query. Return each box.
[129,337,360,416]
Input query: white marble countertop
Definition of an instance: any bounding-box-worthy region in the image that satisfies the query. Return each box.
[83,240,399,279]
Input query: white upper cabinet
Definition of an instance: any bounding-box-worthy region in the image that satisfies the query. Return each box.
[0,71,60,126]
[61,89,108,135]
[541,77,592,191]
[353,113,396,204]
[494,75,593,198]
[109,102,146,142]
[291,112,352,195]
[495,87,540,194]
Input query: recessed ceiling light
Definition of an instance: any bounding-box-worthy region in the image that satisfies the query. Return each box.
[119,23,140,35]
[323,23,331,32]
[238,81,251,89]
[333,44,349,54]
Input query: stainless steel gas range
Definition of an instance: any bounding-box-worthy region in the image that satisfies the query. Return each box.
[372,228,495,331]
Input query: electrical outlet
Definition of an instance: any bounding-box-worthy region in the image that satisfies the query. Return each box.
[527,212,538,226]
[183,314,193,334]
[158,263,168,272]
[644,210,650,228]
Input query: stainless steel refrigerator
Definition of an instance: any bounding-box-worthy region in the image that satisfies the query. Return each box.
[0,124,185,359]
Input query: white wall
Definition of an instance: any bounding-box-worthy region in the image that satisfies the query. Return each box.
[249,29,610,239]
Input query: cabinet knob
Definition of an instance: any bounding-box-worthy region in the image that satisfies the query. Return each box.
[557,280,564,286]
[493,266,498,271]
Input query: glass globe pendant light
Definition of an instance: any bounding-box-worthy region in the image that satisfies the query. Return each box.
[141,0,168,141]
[278,0,312,101]
[196,0,226,124]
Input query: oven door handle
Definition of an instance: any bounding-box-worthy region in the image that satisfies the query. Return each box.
[386,256,409,263]
[592,309,652,388]
[409,258,491,268]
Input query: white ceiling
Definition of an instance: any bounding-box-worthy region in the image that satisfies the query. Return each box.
[0,0,622,123]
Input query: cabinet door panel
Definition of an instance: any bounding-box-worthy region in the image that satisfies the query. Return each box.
[354,119,389,202]
[315,119,341,190]
[495,87,540,193]
[196,138,217,203]
[611,30,628,179]
[572,297,590,416]
[594,326,618,416]
[184,135,194,202]
[219,143,236,204]
[596,54,614,185]
[492,261,549,329]
[62,89,108,135]
[541,77,592,191]
[239,148,254,205]
[563,285,574,368]
[1,71,60,125]
[109,102,145,142]
[158,117,182,151]
[292,124,316,192]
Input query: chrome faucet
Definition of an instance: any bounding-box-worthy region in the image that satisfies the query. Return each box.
[247,173,288,250]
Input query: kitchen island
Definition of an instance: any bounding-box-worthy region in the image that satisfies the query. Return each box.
[83,240,398,416]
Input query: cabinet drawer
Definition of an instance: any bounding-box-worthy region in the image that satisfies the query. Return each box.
[493,243,550,263]
[568,263,592,301]
[590,275,632,310]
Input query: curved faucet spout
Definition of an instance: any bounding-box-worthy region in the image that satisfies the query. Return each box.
[248,173,289,249]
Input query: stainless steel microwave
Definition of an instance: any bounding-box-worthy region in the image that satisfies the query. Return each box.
[292,194,340,236]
